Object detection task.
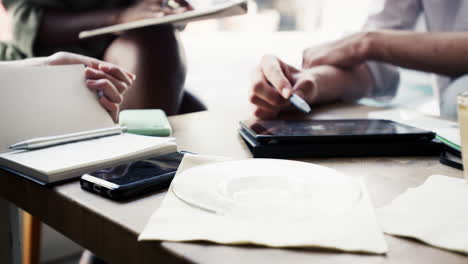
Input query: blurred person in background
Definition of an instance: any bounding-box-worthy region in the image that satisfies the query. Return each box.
[3,0,206,114]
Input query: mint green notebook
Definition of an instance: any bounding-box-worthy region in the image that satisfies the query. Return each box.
[119,109,172,137]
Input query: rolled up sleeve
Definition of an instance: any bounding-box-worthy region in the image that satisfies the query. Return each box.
[366,62,400,100]
[364,0,422,101]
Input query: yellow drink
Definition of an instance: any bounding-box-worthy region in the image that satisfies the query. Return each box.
[458,92,468,182]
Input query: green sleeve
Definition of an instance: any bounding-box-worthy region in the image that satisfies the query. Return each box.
[0,42,27,60]
[3,0,67,58]
[3,0,117,59]
[3,0,44,57]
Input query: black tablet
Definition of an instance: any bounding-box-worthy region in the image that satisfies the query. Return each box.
[240,119,435,144]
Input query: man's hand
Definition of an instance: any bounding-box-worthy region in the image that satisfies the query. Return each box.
[302,32,373,69]
[117,0,192,24]
[250,55,319,119]
[45,52,136,122]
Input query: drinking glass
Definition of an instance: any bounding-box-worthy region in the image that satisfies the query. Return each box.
[457,92,468,182]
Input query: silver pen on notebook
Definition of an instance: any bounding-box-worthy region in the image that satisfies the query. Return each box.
[289,94,311,114]
[9,126,125,151]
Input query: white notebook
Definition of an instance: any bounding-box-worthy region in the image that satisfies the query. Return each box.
[79,0,248,39]
[0,65,177,184]
[0,134,176,184]
[0,64,114,153]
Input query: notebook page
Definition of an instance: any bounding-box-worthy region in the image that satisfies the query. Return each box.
[0,65,114,153]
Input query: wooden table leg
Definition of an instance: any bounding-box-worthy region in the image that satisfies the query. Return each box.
[0,198,21,264]
[22,211,41,264]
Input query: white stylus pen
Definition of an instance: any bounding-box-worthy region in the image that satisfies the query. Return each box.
[9,126,126,151]
[289,94,311,114]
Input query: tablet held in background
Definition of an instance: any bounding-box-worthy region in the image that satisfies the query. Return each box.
[79,0,248,39]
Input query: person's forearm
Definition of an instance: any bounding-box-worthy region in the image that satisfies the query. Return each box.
[0,57,47,67]
[37,9,121,47]
[366,30,468,78]
[304,64,373,104]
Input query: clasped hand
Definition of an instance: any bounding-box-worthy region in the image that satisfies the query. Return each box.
[250,32,371,119]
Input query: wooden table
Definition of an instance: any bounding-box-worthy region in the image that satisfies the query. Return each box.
[1,104,466,264]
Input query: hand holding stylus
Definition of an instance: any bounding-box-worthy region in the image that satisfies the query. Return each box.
[250,55,313,119]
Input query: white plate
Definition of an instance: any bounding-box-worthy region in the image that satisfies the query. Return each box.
[172,159,362,220]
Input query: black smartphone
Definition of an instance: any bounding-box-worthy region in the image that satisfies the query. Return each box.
[80,152,185,200]
[240,119,436,144]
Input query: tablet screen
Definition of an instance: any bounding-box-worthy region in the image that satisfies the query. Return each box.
[241,119,432,138]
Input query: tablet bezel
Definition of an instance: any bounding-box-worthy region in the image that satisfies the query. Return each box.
[239,119,436,145]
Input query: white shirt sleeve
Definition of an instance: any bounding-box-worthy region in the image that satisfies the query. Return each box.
[364,0,422,100]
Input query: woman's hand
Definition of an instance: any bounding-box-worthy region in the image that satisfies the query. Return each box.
[45,52,136,122]
[249,55,320,119]
[117,0,193,24]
